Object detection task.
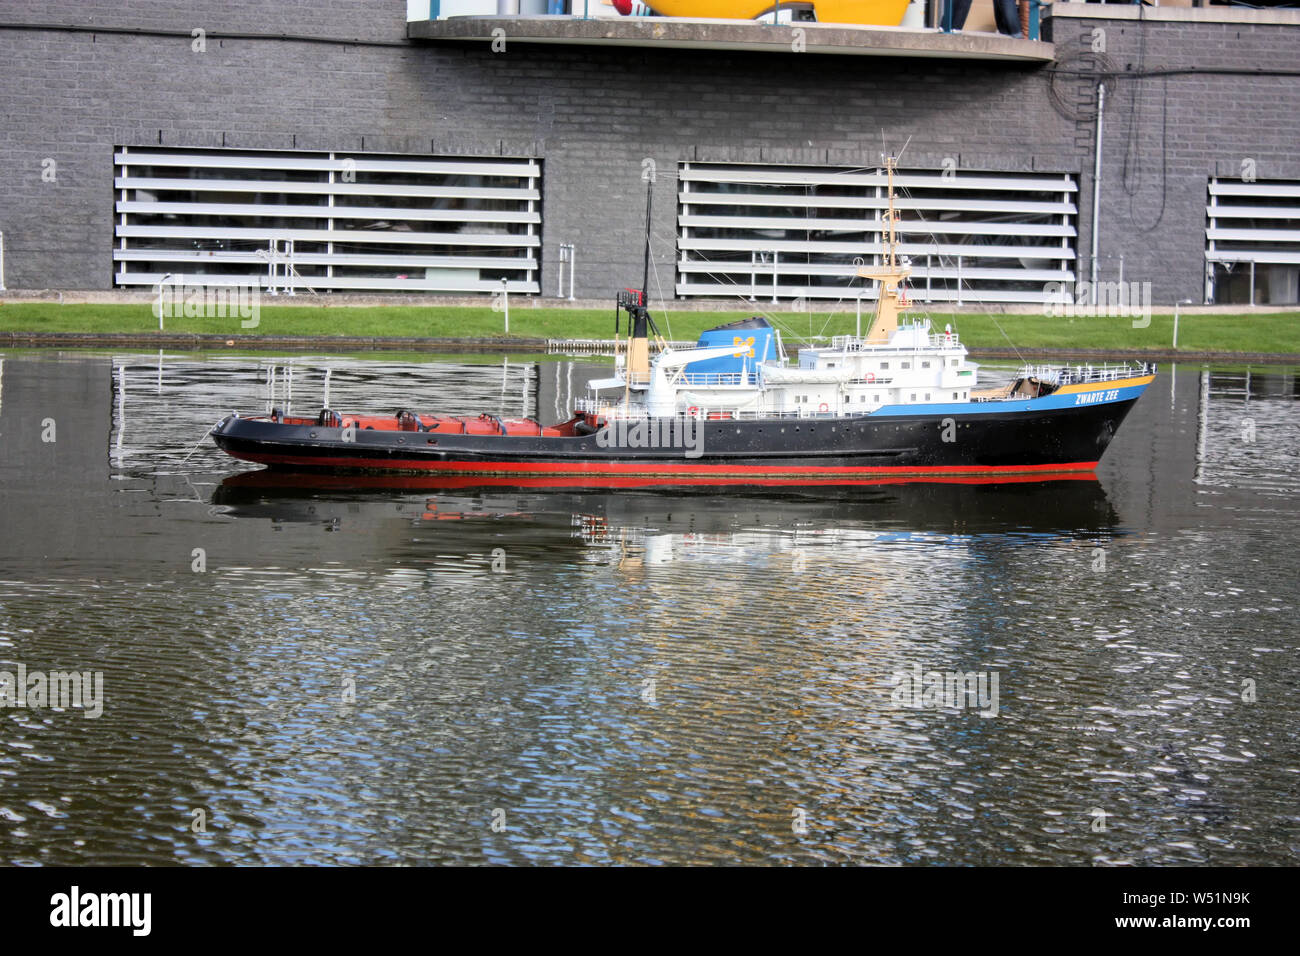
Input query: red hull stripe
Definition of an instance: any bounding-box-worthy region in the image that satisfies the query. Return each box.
[238,473,1099,491]
[228,451,1101,478]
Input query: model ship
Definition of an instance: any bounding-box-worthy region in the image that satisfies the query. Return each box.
[211,158,1155,486]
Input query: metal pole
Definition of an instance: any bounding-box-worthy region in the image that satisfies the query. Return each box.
[157,273,173,331]
[1090,83,1106,306]
[557,244,565,298]
[641,179,653,306]
[1173,298,1194,349]
[502,277,509,334]
[323,368,331,409]
[500,356,509,415]
[771,251,778,305]
[856,294,862,338]
[568,245,575,301]
[1249,260,1256,307]
[0,231,6,291]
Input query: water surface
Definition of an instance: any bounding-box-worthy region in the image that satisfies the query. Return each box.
[0,352,1296,865]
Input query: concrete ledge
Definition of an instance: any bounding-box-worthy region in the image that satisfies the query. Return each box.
[1045,2,1300,27]
[408,16,1055,61]
[2,289,1295,315]
[4,331,1295,364]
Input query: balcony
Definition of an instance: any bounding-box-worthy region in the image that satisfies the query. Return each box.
[408,11,1054,62]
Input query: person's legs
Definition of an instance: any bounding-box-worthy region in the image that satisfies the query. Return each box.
[992,0,1023,37]
[948,0,974,31]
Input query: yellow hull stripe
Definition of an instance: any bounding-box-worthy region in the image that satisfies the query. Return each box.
[1056,375,1156,395]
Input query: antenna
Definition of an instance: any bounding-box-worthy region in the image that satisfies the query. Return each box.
[641,177,653,309]
[895,134,913,164]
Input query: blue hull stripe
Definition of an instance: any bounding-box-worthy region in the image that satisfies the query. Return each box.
[868,382,1150,418]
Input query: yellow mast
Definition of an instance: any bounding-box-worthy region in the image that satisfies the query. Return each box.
[857,156,911,344]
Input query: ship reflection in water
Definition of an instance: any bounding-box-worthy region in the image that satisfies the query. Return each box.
[212,472,1122,571]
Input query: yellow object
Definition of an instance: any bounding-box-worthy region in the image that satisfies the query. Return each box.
[646,0,910,26]
[858,157,910,344]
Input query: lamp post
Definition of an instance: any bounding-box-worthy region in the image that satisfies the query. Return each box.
[156,273,174,331]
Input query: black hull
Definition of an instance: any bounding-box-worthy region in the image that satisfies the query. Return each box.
[211,399,1140,483]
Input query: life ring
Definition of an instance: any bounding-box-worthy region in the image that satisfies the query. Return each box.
[687,405,699,417]
[865,372,876,384]
[819,402,829,413]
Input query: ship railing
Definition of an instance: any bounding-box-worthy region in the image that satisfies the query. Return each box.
[573,399,876,423]
[675,371,758,386]
[1022,361,1157,386]
[547,339,696,355]
[829,330,960,351]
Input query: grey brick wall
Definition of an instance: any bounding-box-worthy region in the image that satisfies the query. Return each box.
[1,1,1297,306]
[1044,14,1300,305]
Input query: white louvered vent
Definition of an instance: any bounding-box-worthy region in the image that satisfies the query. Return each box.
[1206,178,1300,305]
[113,147,540,293]
[676,162,1078,304]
